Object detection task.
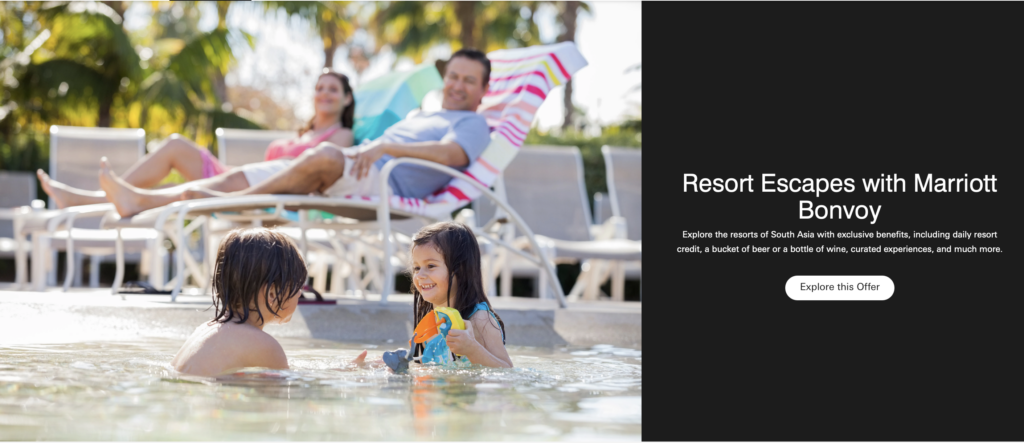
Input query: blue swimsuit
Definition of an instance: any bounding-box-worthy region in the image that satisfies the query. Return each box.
[419,302,503,365]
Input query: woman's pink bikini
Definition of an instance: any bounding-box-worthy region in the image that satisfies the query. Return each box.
[199,126,342,179]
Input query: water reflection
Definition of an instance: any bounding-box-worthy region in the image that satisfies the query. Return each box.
[0,339,641,440]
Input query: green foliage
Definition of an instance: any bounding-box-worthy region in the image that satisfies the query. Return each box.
[371,1,546,62]
[210,109,262,132]
[0,2,262,174]
[524,124,642,205]
[166,29,233,103]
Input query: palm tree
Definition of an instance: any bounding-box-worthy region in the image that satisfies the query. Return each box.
[1,1,260,172]
[370,1,541,72]
[556,1,589,130]
[368,2,449,63]
[20,1,142,127]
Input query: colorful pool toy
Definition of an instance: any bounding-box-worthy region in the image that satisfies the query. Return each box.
[383,307,465,372]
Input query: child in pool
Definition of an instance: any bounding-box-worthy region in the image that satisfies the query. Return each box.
[172,228,365,376]
[408,221,513,368]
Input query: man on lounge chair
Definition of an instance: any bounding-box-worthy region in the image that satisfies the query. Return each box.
[44,49,492,218]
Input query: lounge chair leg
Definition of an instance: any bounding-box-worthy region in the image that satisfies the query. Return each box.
[47,249,57,287]
[536,238,557,300]
[328,236,351,295]
[139,246,150,278]
[379,225,394,305]
[112,228,125,299]
[73,252,84,288]
[31,233,44,291]
[170,207,188,302]
[62,213,78,292]
[89,254,100,288]
[14,211,27,290]
[500,224,513,297]
[299,210,309,264]
[583,260,603,300]
[567,263,590,301]
[330,259,343,294]
[313,253,328,294]
[537,269,547,299]
[348,242,361,296]
[482,247,497,297]
[611,261,625,301]
[148,229,165,289]
[371,254,384,294]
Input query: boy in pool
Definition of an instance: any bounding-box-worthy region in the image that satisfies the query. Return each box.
[172,228,365,376]
[406,221,512,368]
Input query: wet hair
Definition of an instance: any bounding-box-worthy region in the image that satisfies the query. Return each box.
[211,228,307,326]
[409,222,505,358]
[299,70,355,136]
[450,48,491,87]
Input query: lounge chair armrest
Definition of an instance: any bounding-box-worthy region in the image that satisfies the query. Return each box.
[593,216,628,241]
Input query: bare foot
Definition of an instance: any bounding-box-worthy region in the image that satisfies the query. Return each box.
[332,350,376,371]
[352,350,368,366]
[36,169,107,209]
[97,157,148,217]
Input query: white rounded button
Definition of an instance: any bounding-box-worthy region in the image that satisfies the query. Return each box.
[786,276,893,301]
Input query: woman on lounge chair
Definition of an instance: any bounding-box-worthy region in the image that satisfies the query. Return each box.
[37,71,355,209]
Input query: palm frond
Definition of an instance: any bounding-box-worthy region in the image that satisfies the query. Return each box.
[208,109,262,130]
[166,29,233,104]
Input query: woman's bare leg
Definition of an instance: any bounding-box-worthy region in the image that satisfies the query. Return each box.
[37,169,107,208]
[99,157,251,217]
[184,143,347,200]
[39,134,210,208]
[121,134,206,187]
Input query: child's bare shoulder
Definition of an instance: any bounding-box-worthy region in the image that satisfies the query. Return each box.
[232,326,287,369]
[470,310,501,331]
[470,311,504,344]
[173,322,287,375]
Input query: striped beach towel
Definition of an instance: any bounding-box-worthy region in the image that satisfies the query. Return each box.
[352,63,443,145]
[350,42,588,217]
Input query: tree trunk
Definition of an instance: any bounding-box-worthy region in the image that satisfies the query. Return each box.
[561,80,574,131]
[214,71,227,105]
[98,98,112,128]
[324,44,336,69]
[100,1,124,127]
[455,2,476,49]
[213,1,230,104]
[323,21,338,69]
[216,1,230,29]
[558,1,579,130]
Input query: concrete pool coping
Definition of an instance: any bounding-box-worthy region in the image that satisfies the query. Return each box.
[0,287,641,348]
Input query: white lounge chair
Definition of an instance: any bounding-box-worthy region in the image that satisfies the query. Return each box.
[0,171,39,288]
[214,128,296,167]
[104,43,588,306]
[41,125,166,290]
[592,192,613,225]
[208,127,416,296]
[476,146,642,300]
[600,146,642,300]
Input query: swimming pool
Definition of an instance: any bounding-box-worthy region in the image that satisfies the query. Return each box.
[0,338,641,440]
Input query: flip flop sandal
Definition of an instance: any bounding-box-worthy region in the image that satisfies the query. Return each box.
[298,284,336,305]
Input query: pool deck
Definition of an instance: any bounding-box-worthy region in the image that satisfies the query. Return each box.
[0,286,641,348]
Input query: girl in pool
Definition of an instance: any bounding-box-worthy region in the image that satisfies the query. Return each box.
[172,228,365,376]
[37,71,355,209]
[408,222,513,368]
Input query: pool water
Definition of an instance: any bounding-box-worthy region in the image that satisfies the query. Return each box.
[0,338,641,440]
